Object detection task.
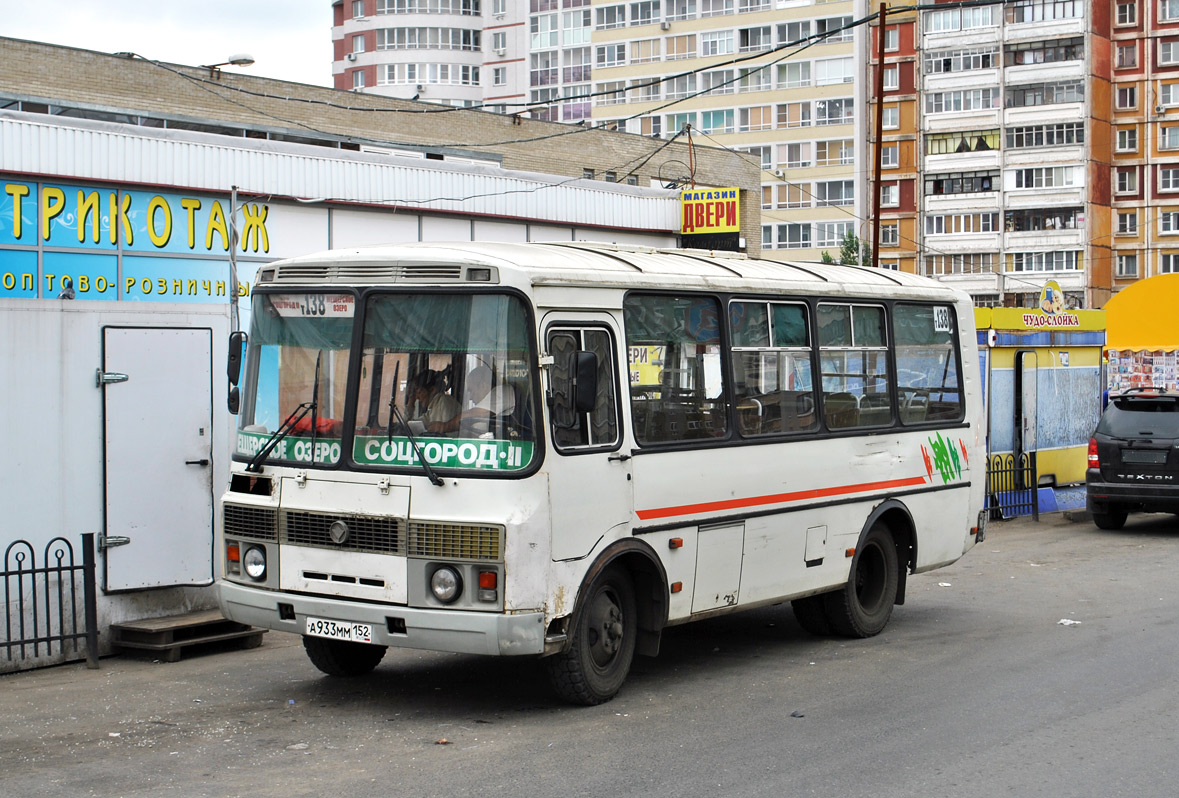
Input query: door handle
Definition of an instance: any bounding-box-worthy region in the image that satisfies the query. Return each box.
[185,459,211,466]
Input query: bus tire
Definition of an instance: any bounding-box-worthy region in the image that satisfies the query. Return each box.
[791,594,834,636]
[547,566,637,706]
[823,522,898,638]
[302,636,387,677]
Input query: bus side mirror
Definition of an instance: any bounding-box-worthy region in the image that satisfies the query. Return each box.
[574,351,598,414]
[227,330,247,415]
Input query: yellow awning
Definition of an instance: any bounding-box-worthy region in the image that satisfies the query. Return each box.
[1105,273,1179,352]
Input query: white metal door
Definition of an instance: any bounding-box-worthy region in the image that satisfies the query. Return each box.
[543,314,633,562]
[102,327,214,591]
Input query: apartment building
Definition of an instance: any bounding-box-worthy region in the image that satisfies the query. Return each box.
[586,0,863,263]
[336,1,861,260]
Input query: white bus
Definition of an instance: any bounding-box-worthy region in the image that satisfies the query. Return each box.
[218,242,986,705]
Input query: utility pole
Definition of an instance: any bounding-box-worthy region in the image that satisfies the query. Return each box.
[871,3,888,270]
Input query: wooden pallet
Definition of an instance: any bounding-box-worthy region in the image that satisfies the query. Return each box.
[110,609,265,662]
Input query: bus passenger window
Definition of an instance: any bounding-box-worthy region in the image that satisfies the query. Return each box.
[624,294,728,444]
[729,300,817,436]
[817,303,891,430]
[547,327,620,450]
[894,304,963,424]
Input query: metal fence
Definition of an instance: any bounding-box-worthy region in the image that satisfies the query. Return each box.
[986,452,1039,521]
[3,533,99,669]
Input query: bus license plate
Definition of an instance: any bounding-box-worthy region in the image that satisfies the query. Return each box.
[305,617,373,643]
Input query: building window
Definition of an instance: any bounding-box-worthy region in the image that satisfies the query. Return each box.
[1006,80,1084,108]
[1163,0,1179,21]
[880,183,899,206]
[701,69,734,95]
[1005,36,1083,66]
[924,46,997,74]
[1161,40,1179,66]
[1116,0,1137,24]
[782,142,811,168]
[583,168,595,179]
[1117,43,1138,69]
[1161,166,1179,191]
[666,34,697,60]
[882,66,899,91]
[777,101,811,128]
[1116,254,1139,277]
[1008,250,1081,271]
[738,66,771,92]
[1118,211,1139,235]
[352,69,366,89]
[884,27,899,51]
[816,15,855,42]
[595,43,626,67]
[762,225,775,247]
[700,109,734,134]
[1162,210,1179,232]
[1006,0,1084,23]
[1162,253,1179,273]
[779,20,810,43]
[629,1,659,25]
[701,0,734,16]
[779,222,812,249]
[1013,166,1081,189]
[1163,83,1179,106]
[1116,85,1138,110]
[881,144,898,168]
[667,74,697,99]
[761,186,773,210]
[926,213,1000,235]
[668,0,697,21]
[925,171,998,195]
[882,106,899,129]
[630,38,660,64]
[1004,123,1080,149]
[1006,207,1083,231]
[814,221,854,247]
[925,88,999,113]
[1116,167,1139,193]
[881,223,899,246]
[815,57,854,86]
[531,13,559,48]
[493,67,506,85]
[924,5,1000,32]
[815,139,853,165]
[923,253,996,276]
[596,4,626,28]
[1163,127,1179,149]
[1118,127,1139,152]
[353,0,365,18]
[778,61,811,89]
[816,180,854,206]
[815,97,854,125]
[742,144,772,169]
[739,105,774,132]
[701,30,734,56]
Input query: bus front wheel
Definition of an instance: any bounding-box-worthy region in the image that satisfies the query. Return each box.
[823,522,898,638]
[547,566,637,706]
[302,636,387,677]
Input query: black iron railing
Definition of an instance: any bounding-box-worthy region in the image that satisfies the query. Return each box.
[3,533,99,668]
[986,452,1039,521]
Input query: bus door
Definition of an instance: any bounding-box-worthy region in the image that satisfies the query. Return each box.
[543,316,632,562]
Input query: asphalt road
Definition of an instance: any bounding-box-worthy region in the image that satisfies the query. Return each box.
[2,512,1178,798]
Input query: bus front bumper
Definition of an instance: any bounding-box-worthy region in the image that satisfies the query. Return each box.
[218,581,546,657]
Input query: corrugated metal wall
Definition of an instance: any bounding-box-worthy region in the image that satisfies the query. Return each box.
[0,111,681,232]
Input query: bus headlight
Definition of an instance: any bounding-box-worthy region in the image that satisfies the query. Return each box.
[243,546,267,581]
[430,566,462,604]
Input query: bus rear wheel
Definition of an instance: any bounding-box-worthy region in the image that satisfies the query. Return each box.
[302,636,387,677]
[823,522,898,638]
[547,566,637,706]
[791,594,834,636]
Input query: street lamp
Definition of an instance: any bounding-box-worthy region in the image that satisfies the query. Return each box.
[203,53,255,78]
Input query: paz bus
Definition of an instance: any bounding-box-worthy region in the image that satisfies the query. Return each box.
[218,242,986,705]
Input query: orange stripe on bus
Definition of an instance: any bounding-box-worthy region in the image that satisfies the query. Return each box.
[635,475,930,521]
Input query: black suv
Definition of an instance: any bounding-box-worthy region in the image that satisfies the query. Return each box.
[1086,389,1179,529]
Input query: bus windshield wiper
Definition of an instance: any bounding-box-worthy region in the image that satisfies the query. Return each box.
[245,352,321,473]
[386,363,444,487]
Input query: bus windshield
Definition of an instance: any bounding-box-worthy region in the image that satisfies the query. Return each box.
[234,291,537,474]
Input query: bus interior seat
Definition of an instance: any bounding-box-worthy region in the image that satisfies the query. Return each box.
[823,392,858,430]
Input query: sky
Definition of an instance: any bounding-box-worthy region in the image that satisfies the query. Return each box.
[6,1,333,87]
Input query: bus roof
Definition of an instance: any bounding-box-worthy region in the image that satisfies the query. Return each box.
[257,241,964,300]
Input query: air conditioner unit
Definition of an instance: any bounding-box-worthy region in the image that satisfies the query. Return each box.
[1157,104,1167,114]
[773,168,786,178]
[346,52,357,61]
[495,47,506,56]
[660,20,671,30]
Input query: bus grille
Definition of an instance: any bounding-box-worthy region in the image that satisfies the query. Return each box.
[223,504,278,540]
[283,511,404,555]
[408,522,503,561]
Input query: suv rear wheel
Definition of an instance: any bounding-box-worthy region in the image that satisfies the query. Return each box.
[1092,506,1128,530]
